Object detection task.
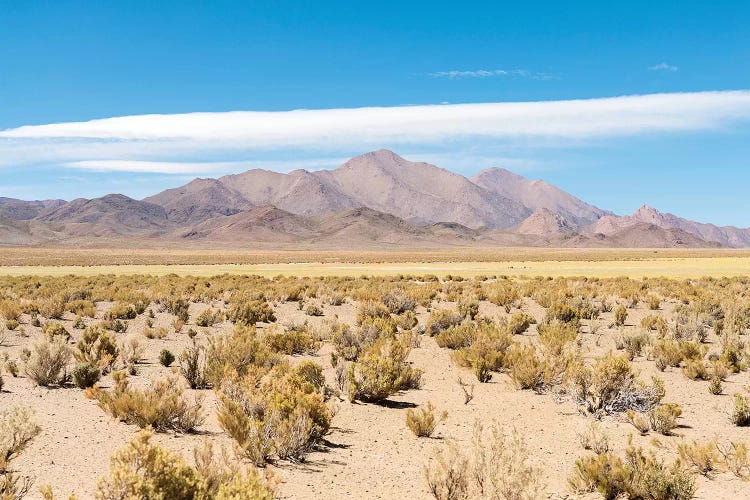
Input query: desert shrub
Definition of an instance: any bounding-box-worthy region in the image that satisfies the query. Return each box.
[346,337,422,402]
[424,421,543,500]
[107,302,137,320]
[0,300,21,322]
[23,336,72,387]
[716,441,750,479]
[537,319,579,356]
[159,349,175,367]
[119,335,144,368]
[180,341,209,389]
[72,315,86,329]
[72,362,101,389]
[614,305,628,326]
[571,353,664,414]
[227,300,275,325]
[652,339,705,371]
[95,429,275,500]
[67,299,96,318]
[195,307,223,327]
[569,445,695,500]
[330,318,394,361]
[88,373,204,433]
[682,359,709,381]
[42,321,70,342]
[75,325,118,373]
[0,406,40,472]
[619,331,650,360]
[0,406,39,499]
[450,321,514,376]
[304,304,323,317]
[38,297,65,319]
[205,324,279,388]
[163,297,190,323]
[396,310,419,330]
[434,322,477,350]
[677,441,720,478]
[719,341,744,373]
[506,344,547,391]
[265,324,319,355]
[546,301,580,325]
[383,291,416,314]
[356,301,391,325]
[507,312,534,335]
[577,421,610,454]
[647,295,661,310]
[425,309,463,337]
[642,314,669,337]
[217,362,331,465]
[405,402,447,438]
[708,376,723,395]
[5,319,19,331]
[457,299,479,321]
[143,326,168,339]
[649,403,683,435]
[732,393,750,426]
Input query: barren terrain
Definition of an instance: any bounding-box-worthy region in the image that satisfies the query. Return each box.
[2,269,750,499]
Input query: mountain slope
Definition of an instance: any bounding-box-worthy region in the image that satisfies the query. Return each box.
[470,168,609,227]
[38,194,171,235]
[516,208,576,236]
[313,150,530,228]
[0,198,66,220]
[144,178,251,224]
[589,205,750,247]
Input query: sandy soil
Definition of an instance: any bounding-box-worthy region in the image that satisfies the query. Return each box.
[3,293,750,499]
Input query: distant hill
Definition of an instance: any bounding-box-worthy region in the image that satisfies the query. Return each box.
[0,150,747,248]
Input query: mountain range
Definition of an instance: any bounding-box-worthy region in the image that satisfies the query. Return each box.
[0,149,745,249]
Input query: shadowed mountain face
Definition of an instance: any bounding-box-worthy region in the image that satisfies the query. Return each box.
[0,150,747,248]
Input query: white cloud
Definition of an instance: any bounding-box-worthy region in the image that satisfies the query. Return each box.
[648,63,679,71]
[1,90,749,174]
[428,69,554,79]
[65,158,348,174]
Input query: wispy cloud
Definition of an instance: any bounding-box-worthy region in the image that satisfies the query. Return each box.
[648,63,679,72]
[64,158,348,175]
[428,69,554,80]
[1,91,749,174]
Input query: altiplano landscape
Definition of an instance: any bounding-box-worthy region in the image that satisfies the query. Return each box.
[3,2,750,499]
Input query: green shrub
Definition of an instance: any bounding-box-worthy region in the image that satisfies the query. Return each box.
[614,305,628,326]
[72,362,101,389]
[159,349,175,367]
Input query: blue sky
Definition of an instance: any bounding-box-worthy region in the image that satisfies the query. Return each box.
[2,1,750,226]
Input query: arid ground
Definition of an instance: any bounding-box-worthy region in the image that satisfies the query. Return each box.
[1,249,750,499]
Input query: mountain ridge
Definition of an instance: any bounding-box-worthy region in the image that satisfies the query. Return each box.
[1,150,747,248]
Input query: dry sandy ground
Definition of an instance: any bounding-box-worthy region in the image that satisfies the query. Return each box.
[3,297,750,499]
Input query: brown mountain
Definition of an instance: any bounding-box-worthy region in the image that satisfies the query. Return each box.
[147,150,531,228]
[589,205,750,247]
[516,208,576,236]
[312,150,530,228]
[0,197,66,220]
[144,178,252,224]
[38,194,171,236]
[470,168,609,227]
[0,149,745,249]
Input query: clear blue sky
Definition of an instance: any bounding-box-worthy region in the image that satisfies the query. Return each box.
[2,1,749,226]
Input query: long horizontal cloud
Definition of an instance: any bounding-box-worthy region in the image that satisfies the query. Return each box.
[1,90,750,172]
